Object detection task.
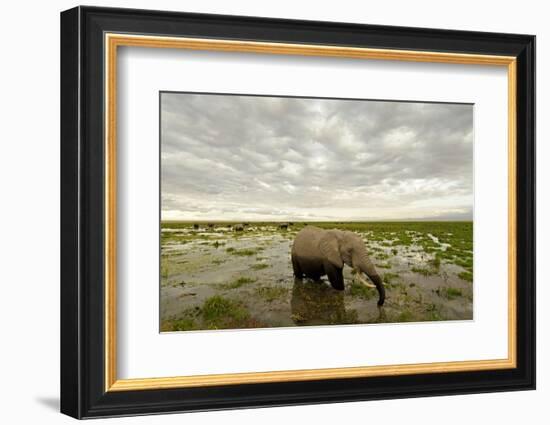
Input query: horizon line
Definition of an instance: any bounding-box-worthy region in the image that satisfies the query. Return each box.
[160,219,474,223]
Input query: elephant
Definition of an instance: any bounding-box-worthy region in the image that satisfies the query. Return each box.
[234,224,244,232]
[279,222,289,230]
[192,223,199,230]
[291,226,385,306]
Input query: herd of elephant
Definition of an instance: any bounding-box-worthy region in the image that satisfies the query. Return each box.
[192,222,292,231]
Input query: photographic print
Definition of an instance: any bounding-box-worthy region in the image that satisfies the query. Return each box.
[61,9,535,416]
[160,92,474,332]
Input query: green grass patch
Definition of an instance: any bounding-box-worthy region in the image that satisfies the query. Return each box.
[226,247,264,256]
[256,286,288,302]
[250,263,269,270]
[431,255,441,269]
[201,296,250,329]
[162,317,198,332]
[411,266,437,276]
[445,287,463,299]
[458,271,473,282]
[220,276,256,289]
[162,296,264,332]
[211,258,226,265]
[383,272,400,284]
[396,310,415,322]
[425,303,443,321]
[454,257,473,271]
[435,286,463,300]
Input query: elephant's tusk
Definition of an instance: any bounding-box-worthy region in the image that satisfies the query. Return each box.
[355,273,377,288]
[354,273,386,288]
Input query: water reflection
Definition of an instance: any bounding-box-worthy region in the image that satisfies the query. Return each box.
[374,305,387,323]
[290,278,390,326]
[291,279,358,325]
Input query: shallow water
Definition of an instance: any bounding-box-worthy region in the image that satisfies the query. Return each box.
[160,223,473,332]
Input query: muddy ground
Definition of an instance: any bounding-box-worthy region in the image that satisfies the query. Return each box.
[160,222,473,332]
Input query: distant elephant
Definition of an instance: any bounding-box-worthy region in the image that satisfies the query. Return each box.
[234,224,244,231]
[193,223,199,230]
[279,222,289,230]
[291,226,385,306]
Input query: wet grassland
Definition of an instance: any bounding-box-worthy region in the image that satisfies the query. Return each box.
[160,221,473,332]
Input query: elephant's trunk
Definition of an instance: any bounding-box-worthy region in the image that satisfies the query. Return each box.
[355,253,385,307]
[368,273,385,307]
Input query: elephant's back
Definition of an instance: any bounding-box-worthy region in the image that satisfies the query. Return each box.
[292,226,323,256]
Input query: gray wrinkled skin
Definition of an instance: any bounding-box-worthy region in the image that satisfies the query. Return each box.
[291,226,385,306]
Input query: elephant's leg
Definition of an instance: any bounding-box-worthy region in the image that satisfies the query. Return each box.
[323,260,344,290]
[291,255,303,278]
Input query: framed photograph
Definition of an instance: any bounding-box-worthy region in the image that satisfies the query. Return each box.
[60,6,536,419]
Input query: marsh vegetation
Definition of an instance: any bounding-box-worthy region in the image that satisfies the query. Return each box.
[160,221,473,332]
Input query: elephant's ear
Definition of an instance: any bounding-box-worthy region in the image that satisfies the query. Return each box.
[319,232,344,269]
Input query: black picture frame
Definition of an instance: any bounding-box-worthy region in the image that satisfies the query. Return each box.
[60,5,536,419]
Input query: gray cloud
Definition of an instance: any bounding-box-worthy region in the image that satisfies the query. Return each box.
[161,92,473,221]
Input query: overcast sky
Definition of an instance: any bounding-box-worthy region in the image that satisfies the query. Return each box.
[161,92,473,221]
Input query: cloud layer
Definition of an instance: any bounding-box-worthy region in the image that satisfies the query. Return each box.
[161,92,473,221]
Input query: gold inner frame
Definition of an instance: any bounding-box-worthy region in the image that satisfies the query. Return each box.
[104,33,517,392]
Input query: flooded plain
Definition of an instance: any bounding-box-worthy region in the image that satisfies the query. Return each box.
[160,222,473,332]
